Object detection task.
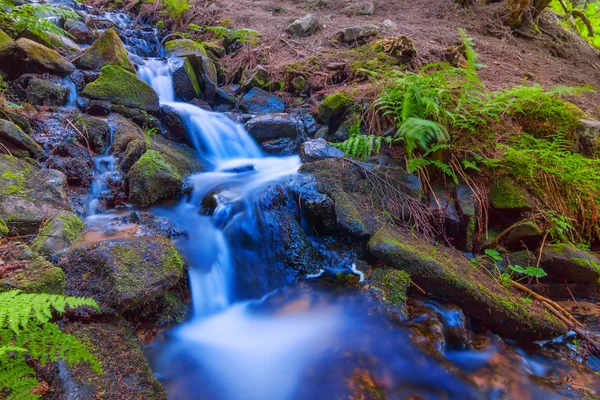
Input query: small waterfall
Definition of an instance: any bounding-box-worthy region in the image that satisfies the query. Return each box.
[63,77,78,107]
[86,127,116,216]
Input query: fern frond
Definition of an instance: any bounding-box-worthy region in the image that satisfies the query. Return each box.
[395,117,449,154]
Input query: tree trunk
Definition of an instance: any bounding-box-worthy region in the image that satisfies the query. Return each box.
[503,0,532,26]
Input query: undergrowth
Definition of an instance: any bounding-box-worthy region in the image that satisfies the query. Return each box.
[335,28,597,241]
[0,0,79,40]
[0,290,101,399]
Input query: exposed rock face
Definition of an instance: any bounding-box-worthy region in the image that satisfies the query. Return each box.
[261,138,298,155]
[82,65,160,113]
[60,319,167,399]
[75,29,135,72]
[104,211,183,239]
[0,155,70,235]
[198,56,218,100]
[244,113,299,142]
[285,14,320,37]
[169,56,200,101]
[127,150,185,207]
[368,226,567,341]
[72,114,110,153]
[46,154,94,187]
[65,19,94,44]
[14,38,75,76]
[0,243,65,294]
[339,25,380,43]
[299,138,344,163]
[31,210,85,258]
[240,87,285,114]
[500,221,543,251]
[0,119,43,159]
[58,236,185,313]
[370,267,410,319]
[159,104,189,145]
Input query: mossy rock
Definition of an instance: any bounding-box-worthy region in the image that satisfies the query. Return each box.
[25,76,69,107]
[72,114,110,153]
[539,244,600,284]
[489,177,532,212]
[75,28,134,72]
[164,39,207,58]
[61,318,166,399]
[370,267,410,319]
[501,220,543,251]
[170,56,200,101]
[317,91,354,126]
[368,226,567,341]
[518,98,587,139]
[14,38,75,77]
[0,28,16,57]
[0,118,43,159]
[0,244,65,294]
[58,236,185,314]
[0,155,71,235]
[19,29,81,56]
[0,217,8,236]
[82,65,159,113]
[31,210,85,258]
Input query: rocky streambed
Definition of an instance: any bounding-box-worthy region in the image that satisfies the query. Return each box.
[1,1,600,399]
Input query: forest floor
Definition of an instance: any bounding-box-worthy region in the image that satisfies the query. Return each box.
[177,0,600,116]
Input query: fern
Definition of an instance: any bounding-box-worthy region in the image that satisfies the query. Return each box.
[332,118,392,160]
[0,290,101,399]
[0,2,79,40]
[407,143,458,184]
[161,0,190,21]
[395,117,449,154]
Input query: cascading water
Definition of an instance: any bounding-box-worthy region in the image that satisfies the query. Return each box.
[86,127,116,216]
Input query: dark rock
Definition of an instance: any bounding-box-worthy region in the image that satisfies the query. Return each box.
[244,113,299,142]
[85,100,111,116]
[14,38,75,76]
[159,104,189,145]
[240,87,285,114]
[190,98,212,110]
[0,243,65,294]
[317,91,353,127]
[58,236,185,313]
[169,56,200,101]
[539,244,600,284]
[285,14,319,37]
[222,164,255,173]
[0,155,70,235]
[300,190,336,232]
[72,114,110,153]
[104,211,183,239]
[203,41,225,60]
[215,87,237,105]
[46,155,94,187]
[291,107,318,136]
[65,19,94,44]
[198,56,218,100]
[75,28,134,72]
[261,138,298,155]
[501,221,544,251]
[455,183,478,252]
[0,119,43,159]
[241,66,270,91]
[299,138,344,162]
[369,226,568,341]
[339,25,380,43]
[25,77,70,107]
[574,119,600,157]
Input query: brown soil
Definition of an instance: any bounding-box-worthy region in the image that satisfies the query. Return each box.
[186,0,600,116]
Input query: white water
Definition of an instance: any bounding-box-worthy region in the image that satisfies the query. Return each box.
[86,127,116,216]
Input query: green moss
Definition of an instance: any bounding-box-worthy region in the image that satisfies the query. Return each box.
[0,257,65,294]
[518,98,587,138]
[571,257,600,273]
[183,57,201,97]
[164,39,206,57]
[317,91,354,125]
[76,28,133,71]
[371,268,410,308]
[136,150,181,180]
[489,177,531,211]
[1,167,31,198]
[0,218,7,236]
[82,65,159,112]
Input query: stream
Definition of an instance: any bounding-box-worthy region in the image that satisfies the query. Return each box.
[63,10,600,400]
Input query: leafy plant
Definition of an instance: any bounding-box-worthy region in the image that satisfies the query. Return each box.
[0,0,79,40]
[0,290,101,399]
[161,0,190,21]
[144,127,158,149]
[333,118,391,160]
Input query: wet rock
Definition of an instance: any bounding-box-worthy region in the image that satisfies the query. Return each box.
[0,243,65,294]
[197,56,218,100]
[46,155,94,187]
[291,107,318,136]
[0,155,71,235]
[164,38,207,58]
[331,114,357,141]
[501,221,544,251]
[82,65,159,113]
[19,30,81,57]
[299,138,344,163]
[60,319,166,399]
[574,119,600,157]
[72,114,110,153]
[58,236,185,313]
[241,66,270,92]
[539,244,600,284]
[455,183,478,252]
[105,211,183,239]
[339,25,380,43]
[285,14,319,37]
[215,87,237,105]
[65,19,94,44]
[244,113,299,142]
[159,104,189,145]
[24,76,70,107]
[261,138,298,155]
[31,210,85,258]
[300,190,336,232]
[84,99,111,116]
[317,91,353,127]
[421,301,473,351]
[190,98,213,110]
[370,267,410,319]
[489,177,532,212]
[0,28,15,58]
[14,38,75,76]
[169,56,200,101]
[110,104,162,131]
[0,119,43,159]
[75,28,134,72]
[368,226,568,341]
[240,87,285,114]
[0,109,32,134]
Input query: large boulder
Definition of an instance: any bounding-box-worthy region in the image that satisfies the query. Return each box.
[285,14,319,37]
[58,236,185,313]
[82,65,160,113]
[299,138,344,163]
[368,226,567,341]
[0,119,43,159]
[31,210,85,258]
[240,87,285,114]
[0,155,70,235]
[75,28,134,72]
[539,244,600,284]
[0,243,65,294]
[169,56,200,101]
[244,113,299,142]
[14,38,75,76]
[19,30,81,57]
[197,56,218,100]
[60,319,167,399]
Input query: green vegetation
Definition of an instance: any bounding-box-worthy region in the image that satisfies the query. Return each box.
[0,0,79,40]
[190,24,260,45]
[549,0,600,48]
[161,0,190,21]
[0,290,101,399]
